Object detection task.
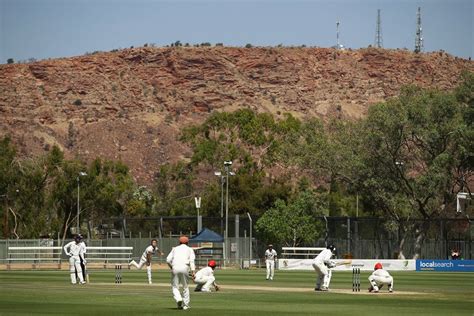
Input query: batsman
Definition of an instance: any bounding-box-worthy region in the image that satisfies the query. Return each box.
[63,234,87,285]
[312,245,337,291]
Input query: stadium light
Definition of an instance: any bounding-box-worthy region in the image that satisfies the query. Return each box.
[247,212,252,262]
[214,171,225,236]
[223,161,235,266]
[77,172,87,234]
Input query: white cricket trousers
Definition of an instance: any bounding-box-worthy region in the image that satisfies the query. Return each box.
[130,259,152,283]
[312,262,332,289]
[69,256,84,284]
[368,275,393,291]
[194,275,215,292]
[171,265,190,307]
[266,260,275,279]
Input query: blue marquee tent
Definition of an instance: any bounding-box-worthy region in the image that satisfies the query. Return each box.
[190,228,224,243]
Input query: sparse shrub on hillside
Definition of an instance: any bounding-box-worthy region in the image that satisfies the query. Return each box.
[67,121,75,148]
[200,42,211,47]
[184,43,190,47]
[245,43,253,48]
[7,58,14,64]
[215,43,224,47]
[73,99,82,106]
[270,95,277,105]
[165,114,174,124]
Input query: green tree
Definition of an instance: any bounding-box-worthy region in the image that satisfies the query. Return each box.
[354,84,471,258]
[255,190,327,247]
[0,136,19,238]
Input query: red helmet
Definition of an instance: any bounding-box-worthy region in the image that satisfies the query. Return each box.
[374,262,383,270]
[208,260,217,268]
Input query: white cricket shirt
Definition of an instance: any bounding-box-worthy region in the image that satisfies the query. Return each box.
[64,241,86,257]
[313,249,333,264]
[166,244,196,271]
[265,249,277,261]
[371,269,391,278]
[195,266,214,279]
[141,245,156,261]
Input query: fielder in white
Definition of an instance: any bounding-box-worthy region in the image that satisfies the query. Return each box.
[166,236,196,310]
[194,260,220,292]
[63,235,87,285]
[368,262,394,293]
[312,245,336,291]
[129,238,163,284]
[264,244,277,280]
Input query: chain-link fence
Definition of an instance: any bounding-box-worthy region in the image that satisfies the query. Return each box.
[0,216,472,266]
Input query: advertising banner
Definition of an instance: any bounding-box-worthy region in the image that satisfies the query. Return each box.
[416,260,474,272]
[278,259,415,271]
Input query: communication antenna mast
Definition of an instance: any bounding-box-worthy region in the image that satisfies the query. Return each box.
[415,7,423,53]
[334,21,345,50]
[375,9,383,48]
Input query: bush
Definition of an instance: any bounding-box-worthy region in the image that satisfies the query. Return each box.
[7,58,14,64]
[73,99,82,106]
[245,43,253,48]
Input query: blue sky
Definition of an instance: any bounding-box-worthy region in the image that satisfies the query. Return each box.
[1,0,472,63]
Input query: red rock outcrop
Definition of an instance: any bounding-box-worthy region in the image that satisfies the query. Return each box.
[0,47,472,183]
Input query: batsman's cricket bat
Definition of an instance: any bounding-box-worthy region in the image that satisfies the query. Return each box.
[335,259,352,266]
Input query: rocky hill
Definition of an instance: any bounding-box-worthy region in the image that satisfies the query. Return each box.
[0,47,472,183]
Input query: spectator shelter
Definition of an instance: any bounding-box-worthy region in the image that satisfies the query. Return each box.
[190,228,224,267]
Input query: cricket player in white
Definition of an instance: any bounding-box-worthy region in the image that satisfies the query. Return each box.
[166,236,196,310]
[63,235,87,285]
[129,239,163,284]
[265,244,277,280]
[368,263,394,293]
[312,245,336,291]
[194,260,220,292]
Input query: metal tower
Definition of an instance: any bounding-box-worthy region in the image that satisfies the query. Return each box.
[415,7,423,53]
[334,21,345,50]
[375,9,383,48]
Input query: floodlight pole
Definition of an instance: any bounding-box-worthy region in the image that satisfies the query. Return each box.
[247,212,252,262]
[220,175,224,235]
[224,161,233,265]
[214,171,225,236]
[76,172,87,234]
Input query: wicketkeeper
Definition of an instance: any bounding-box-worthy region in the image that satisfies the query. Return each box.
[63,234,87,285]
[264,244,277,280]
[129,238,163,284]
[194,260,220,292]
[312,245,336,291]
[368,263,394,293]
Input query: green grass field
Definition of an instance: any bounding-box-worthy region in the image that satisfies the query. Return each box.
[0,269,473,315]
